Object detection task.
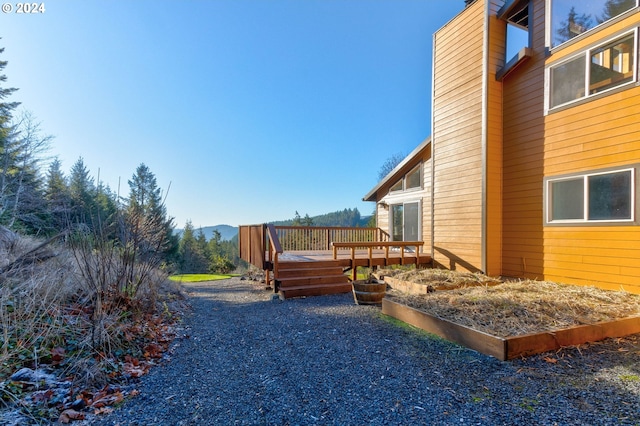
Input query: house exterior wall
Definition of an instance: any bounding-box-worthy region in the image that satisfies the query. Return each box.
[502,1,640,294]
[366,0,640,294]
[432,0,503,273]
[541,7,640,293]
[485,0,506,276]
[375,150,432,245]
[502,0,547,279]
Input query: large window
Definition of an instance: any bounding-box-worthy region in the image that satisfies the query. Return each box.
[551,0,637,48]
[546,168,635,224]
[548,31,637,109]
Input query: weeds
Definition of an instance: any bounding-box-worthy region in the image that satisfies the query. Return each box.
[0,224,182,423]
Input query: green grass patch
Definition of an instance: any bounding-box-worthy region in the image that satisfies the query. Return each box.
[169,274,238,283]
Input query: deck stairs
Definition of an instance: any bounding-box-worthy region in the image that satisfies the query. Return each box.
[275,260,352,299]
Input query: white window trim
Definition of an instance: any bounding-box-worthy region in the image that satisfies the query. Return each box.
[545,28,638,114]
[388,163,423,194]
[546,0,640,51]
[389,200,422,242]
[545,167,636,225]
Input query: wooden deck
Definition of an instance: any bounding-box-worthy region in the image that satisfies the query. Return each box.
[239,225,432,299]
[275,249,432,299]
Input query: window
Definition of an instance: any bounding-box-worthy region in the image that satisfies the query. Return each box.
[551,0,637,48]
[590,34,635,93]
[548,31,637,109]
[405,165,421,190]
[390,180,403,192]
[390,202,420,241]
[546,168,635,224]
[388,163,422,193]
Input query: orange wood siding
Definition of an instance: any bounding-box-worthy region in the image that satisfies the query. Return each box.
[432,0,485,272]
[502,2,640,293]
[485,0,505,276]
[501,0,547,280]
[542,9,640,294]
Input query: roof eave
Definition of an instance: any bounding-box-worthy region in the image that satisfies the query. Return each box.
[362,137,431,202]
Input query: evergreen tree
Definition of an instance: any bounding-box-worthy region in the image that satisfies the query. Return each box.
[0,45,19,134]
[124,163,174,262]
[178,220,208,273]
[93,181,118,233]
[0,112,50,233]
[44,158,72,233]
[68,157,96,229]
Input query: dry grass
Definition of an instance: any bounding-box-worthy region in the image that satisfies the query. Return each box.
[0,230,173,385]
[381,268,640,338]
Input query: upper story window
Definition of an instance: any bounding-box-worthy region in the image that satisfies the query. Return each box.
[548,29,637,109]
[389,164,422,193]
[551,0,638,48]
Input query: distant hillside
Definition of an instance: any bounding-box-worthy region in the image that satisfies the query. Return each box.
[271,208,371,227]
[174,209,373,242]
[174,224,238,241]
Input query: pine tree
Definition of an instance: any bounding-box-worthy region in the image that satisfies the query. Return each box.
[125,163,173,261]
[0,45,19,133]
[44,158,72,233]
[178,220,208,273]
[0,112,50,233]
[68,157,96,229]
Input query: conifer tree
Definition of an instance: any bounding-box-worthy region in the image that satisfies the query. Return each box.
[68,157,96,229]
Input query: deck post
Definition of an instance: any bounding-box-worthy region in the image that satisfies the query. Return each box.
[273,252,279,293]
[351,247,357,281]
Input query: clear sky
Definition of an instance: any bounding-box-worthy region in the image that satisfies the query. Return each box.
[1,0,466,228]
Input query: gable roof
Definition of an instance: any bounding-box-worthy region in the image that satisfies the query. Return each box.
[363,137,431,202]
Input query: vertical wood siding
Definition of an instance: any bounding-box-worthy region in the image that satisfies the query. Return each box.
[432,0,485,272]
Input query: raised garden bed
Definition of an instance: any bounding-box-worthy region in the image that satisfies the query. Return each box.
[377,269,640,360]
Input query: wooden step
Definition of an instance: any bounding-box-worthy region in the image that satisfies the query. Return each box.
[278,260,344,269]
[277,266,345,278]
[277,274,350,288]
[279,282,353,299]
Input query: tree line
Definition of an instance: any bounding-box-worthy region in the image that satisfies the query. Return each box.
[0,46,243,275]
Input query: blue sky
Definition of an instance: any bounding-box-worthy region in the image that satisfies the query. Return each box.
[1,0,465,228]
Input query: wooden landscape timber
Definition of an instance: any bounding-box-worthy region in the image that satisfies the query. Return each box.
[382,297,640,361]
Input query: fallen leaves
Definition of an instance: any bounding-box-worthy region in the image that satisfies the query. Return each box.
[59,409,85,423]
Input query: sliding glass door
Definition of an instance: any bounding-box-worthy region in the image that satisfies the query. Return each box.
[391,202,420,241]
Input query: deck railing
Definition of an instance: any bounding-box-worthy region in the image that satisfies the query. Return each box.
[239,224,392,270]
[239,224,268,270]
[271,226,389,252]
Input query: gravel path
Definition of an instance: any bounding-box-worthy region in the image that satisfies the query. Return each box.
[89,277,640,425]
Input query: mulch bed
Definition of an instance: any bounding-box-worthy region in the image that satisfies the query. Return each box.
[378,268,640,338]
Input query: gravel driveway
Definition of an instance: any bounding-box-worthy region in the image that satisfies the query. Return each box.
[90,277,639,425]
